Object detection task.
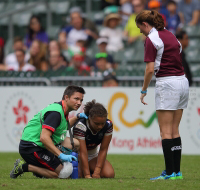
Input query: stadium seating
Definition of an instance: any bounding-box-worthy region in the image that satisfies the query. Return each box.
[183,25,200,38]
[0,0,199,86]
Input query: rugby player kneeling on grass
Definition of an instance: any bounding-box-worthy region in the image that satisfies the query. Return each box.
[10,85,88,179]
[73,100,115,179]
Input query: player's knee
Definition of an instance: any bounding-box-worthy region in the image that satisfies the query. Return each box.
[102,169,115,178]
[58,162,73,179]
[73,138,80,151]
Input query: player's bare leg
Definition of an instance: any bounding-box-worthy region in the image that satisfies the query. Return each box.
[89,157,115,178]
[77,155,84,178]
[61,137,80,151]
[172,109,183,138]
[156,110,174,140]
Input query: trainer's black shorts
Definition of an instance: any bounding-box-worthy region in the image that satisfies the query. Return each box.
[19,149,62,171]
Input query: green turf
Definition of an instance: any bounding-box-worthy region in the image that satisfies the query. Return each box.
[0,153,199,190]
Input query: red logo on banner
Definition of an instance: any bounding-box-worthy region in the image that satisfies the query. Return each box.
[198,108,200,115]
[13,99,29,124]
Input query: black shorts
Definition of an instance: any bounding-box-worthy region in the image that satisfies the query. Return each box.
[19,149,62,171]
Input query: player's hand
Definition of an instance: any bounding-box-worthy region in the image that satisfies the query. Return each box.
[92,167,101,178]
[140,93,148,105]
[85,175,92,179]
[77,113,88,119]
[58,153,77,162]
[92,173,101,178]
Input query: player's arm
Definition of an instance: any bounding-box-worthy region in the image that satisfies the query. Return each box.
[140,62,154,105]
[142,62,154,92]
[92,134,112,178]
[142,37,156,92]
[73,122,90,178]
[78,139,91,178]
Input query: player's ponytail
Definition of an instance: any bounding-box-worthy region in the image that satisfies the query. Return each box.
[151,10,164,31]
[84,99,107,118]
[135,10,164,31]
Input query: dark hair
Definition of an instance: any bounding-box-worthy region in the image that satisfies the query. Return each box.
[15,49,25,55]
[14,36,23,44]
[84,99,108,118]
[135,10,164,31]
[76,40,87,48]
[28,15,44,41]
[167,0,177,6]
[62,85,85,100]
[176,30,187,40]
[103,73,119,83]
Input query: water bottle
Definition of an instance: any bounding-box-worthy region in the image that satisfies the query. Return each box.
[71,152,78,179]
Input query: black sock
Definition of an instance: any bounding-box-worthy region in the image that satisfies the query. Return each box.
[173,137,182,173]
[22,163,28,172]
[162,139,174,175]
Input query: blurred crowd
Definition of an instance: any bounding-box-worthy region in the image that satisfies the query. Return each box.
[0,0,199,86]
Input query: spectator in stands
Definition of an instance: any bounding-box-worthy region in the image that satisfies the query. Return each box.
[148,0,167,26]
[92,37,115,67]
[48,40,69,66]
[48,50,67,71]
[75,40,93,66]
[100,11,124,52]
[68,51,90,75]
[25,15,49,49]
[0,37,4,64]
[167,1,181,34]
[48,40,60,52]
[28,40,48,71]
[176,30,193,86]
[58,32,68,51]
[4,37,29,67]
[124,0,145,44]
[6,49,35,72]
[102,73,119,87]
[119,0,132,27]
[60,7,98,48]
[101,0,120,9]
[178,0,199,26]
[93,53,113,73]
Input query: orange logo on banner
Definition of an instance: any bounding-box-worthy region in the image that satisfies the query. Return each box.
[108,92,157,131]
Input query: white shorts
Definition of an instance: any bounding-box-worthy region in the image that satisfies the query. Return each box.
[88,147,99,162]
[155,75,189,110]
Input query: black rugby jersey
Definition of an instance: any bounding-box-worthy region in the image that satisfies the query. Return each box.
[73,118,113,150]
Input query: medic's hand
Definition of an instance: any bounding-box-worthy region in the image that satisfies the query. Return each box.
[77,113,88,119]
[58,153,77,162]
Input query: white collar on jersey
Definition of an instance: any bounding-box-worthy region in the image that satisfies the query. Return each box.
[86,120,98,135]
[148,27,157,35]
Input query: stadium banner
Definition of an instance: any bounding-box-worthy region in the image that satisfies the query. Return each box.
[0,87,199,155]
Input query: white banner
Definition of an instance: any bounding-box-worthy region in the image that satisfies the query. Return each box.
[0,87,199,154]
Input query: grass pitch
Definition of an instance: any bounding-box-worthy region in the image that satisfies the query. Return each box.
[0,153,199,190]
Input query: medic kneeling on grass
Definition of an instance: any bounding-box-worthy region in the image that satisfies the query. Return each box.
[10,85,87,179]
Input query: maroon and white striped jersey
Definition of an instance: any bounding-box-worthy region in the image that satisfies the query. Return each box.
[73,118,113,150]
[144,27,184,77]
